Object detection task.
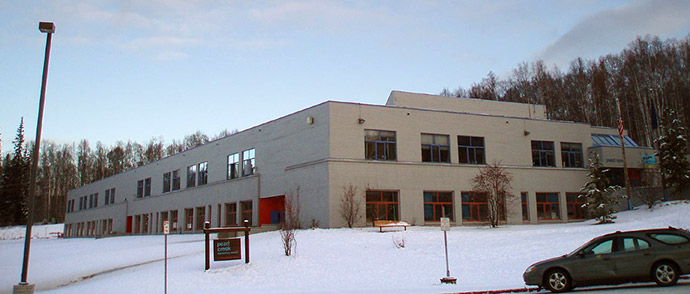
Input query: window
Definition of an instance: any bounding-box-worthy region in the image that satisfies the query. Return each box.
[591,134,640,147]
[423,191,453,221]
[160,211,169,232]
[531,141,555,167]
[566,193,586,220]
[242,149,255,176]
[587,239,613,255]
[89,194,94,208]
[142,214,149,234]
[187,165,197,188]
[421,134,450,163]
[195,206,206,231]
[134,215,141,234]
[365,191,399,222]
[521,192,529,221]
[458,136,485,164]
[144,178,151,197]
[240,201,253,225]
[649,233,689,245]
[461,192,505,222]
[198,162,208,185]
[93,193,98,207]
[365,130,397,161]
[227,153,240,180]
[536,192,560,220]
[163,172,171,193]
[184,208,194,231]
[170,210,178,231]
[561,142,583,168]
[109,188,115,204]
[225,203,237,226]
[105,188,115,205]
[137,180,144,198]
[622,238,650,251]
[105,189,110,205]
[172,170,181,191]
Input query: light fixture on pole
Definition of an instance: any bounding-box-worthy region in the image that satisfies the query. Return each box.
[15,21,55,294]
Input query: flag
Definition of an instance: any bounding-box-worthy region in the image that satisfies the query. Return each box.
[618,116,624,137]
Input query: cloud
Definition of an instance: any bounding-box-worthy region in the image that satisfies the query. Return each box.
[537,0,690,68]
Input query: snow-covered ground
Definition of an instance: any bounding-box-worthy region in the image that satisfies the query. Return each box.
[1,201,689,294]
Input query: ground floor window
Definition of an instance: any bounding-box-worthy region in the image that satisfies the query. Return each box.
[195,206,206,231]
[521,192,529,221]
[170,210,178,231]
[160,211,169,232]
[566,193,586,220]
[461,192,488,221]
[536,192,560,220]
[366,190,399,222]
[225,203,237,226]
[142,214,149,234]
[240,200,253,225]
[134,215,141,234]
[184,208,193,231]
[423,191,453,221]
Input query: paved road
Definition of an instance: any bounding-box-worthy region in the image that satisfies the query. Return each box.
[536,281,690,293]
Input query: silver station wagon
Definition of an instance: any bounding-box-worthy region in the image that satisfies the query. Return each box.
[523,227,690,293]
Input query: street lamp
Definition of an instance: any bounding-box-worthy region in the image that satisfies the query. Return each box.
[15,21,55,294]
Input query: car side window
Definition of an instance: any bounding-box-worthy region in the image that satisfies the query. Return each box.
[588,239,613,255]
[649,233,689,245]
[622,238,651,251]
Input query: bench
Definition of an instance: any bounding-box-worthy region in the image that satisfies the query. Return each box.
[50,231,64,238]
[373,220,409,232]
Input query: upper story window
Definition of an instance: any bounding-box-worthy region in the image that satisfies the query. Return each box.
[242,149,255,176]
[365,130,397,161]
[187,165,197,188]
[198,162,208,185]
[163,172,172,193]
[105,188,115,205]
[531,140,555,167]
[561,142,583,168]
[172,170,181,191]
[144,178,151,197]
[421,133,450,163]
[228,153,240,180]
[137,180,144,198]
[458,136,485,164]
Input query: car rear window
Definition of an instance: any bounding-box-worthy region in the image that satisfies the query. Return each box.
[649,233,689,245]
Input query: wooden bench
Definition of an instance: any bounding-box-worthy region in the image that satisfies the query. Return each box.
[373,220,409,232]
[50,231,64,238]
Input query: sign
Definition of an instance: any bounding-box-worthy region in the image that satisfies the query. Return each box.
[163,220,169,235]
[213,238,241,261]
[642,154,657,169]
[440,217,451,231]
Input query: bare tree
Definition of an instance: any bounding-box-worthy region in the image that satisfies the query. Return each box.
[339,184,363,228]
[280,188,301,256]
[471,162,513,228]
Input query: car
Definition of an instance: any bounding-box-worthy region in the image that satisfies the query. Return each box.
[523,227,690,293]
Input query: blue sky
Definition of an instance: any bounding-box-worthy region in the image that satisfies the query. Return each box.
[2,0,689,155]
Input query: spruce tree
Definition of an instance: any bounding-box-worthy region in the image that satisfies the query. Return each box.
[0,119,29,226]
[579,152,620,224]
[655,109,690,199]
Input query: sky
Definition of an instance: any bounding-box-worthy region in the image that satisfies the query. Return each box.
[2,0,690,155]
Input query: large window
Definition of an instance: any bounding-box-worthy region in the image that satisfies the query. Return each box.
[531,140,555,167]
[172,170,181,191]
[184,208,194,231]
[225,203,237,226]
[536,192,560,220]
[366,191,399,222]
[195,206,206,231]
[242,149,256,176]
[227,153,240,180]
[163,172,171,193]
[566,193,586,220]
[561,142,583,168]
[240,200,253,225]
[198,162,208,185]
[521,192,529,221]
[462,192,486,221]
[421,134,450,163]
[424,191,453,221]
[458,136,485,164]
[187,165,197,188]
[365,130,397,161]
[104,188,115,205]
[144,178,151,197]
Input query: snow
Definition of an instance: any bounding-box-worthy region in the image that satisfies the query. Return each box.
[1,201,690,294]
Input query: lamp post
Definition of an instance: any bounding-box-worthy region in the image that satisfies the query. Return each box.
[15,21,55,294]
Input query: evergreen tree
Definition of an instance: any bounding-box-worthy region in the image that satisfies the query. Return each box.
[0,119,30,226]
[655,109,690,198]
[579,152,620,224]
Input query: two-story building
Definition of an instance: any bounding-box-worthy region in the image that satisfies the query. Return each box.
[64,91,654,236]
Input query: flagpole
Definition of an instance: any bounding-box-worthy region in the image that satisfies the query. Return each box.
[616,98,633,210]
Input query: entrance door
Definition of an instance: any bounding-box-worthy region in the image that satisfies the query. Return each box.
[126,216,133,233]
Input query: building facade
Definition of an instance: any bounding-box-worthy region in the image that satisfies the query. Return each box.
[64,91,654,236]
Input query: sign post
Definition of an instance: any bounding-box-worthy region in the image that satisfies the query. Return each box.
[440,217,456,284]
[203,222,251,271]
[163,220,169,294]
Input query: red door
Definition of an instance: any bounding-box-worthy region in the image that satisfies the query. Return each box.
[126,216,133,233]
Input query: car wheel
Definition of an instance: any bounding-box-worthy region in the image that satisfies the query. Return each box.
[652,261,679,286]
[544,269,573,293]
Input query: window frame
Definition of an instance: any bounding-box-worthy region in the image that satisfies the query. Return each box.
[225,202,237,227]
[198,162,208,185]
[144,177,151,197]
[365,129,397,161]
[195,206,206,231]
[521,192,529,221]
[536,192,561,220]
[561,142,584,168]
[566,192,586,220]
[227,153,240,180]
[240,200,253,225]
[187,165,197,188]
[365,190,399,222]
[423,191,454,221]
[172,170,181,191]
[242,149,256,176]
[531,140,555,167]
[163,172,172,193]
[421,133,451,163]
[184,208,194,231]
[458,136,486,164]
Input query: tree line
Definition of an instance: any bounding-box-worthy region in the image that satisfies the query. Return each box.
[441,35,690,150]
[0,123,236,227]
